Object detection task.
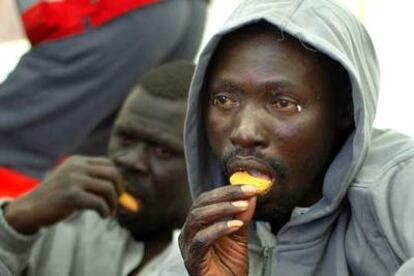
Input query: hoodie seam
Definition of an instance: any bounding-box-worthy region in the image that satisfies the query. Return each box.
[282,0,306,29]
[347,185,401,270]
[0,262,12,276]
[352,159,414,269]
[365,186,402,269]
[352,153,414,186]
[276,235,326,252]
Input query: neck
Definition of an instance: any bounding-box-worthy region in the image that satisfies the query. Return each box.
[143,229,172,259]
[270,212,292,235]
[131,228,173,275]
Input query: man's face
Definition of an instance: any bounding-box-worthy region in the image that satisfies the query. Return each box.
[205,27,347,227]
[108,87,190,238]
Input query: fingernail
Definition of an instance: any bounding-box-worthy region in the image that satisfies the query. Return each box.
[232,201,249,209]
[227,220,244,229]
[240,185,257,194]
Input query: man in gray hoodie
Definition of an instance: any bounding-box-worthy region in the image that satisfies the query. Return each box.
[0,61,194,276]
[179,0,414,275]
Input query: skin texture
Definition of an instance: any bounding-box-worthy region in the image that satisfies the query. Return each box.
[4,86,191,275]
[179,24,353,275]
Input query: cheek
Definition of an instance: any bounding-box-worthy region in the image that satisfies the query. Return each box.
[151,159,187,184]
[150,159,188,203]
[272,112,337,175]
[206,109,232,155]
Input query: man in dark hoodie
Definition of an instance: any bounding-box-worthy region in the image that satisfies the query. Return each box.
[0,61,194,276]
[178,1,414,276]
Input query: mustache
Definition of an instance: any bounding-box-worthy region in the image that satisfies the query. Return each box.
[221,148,288,180]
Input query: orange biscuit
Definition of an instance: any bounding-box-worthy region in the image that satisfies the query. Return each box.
[229,171,272,194]
[118,192,140,212]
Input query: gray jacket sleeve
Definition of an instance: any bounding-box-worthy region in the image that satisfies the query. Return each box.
[388,159,414,276]
[396,259,414,276]
[371,158,414,275]
[0,199,40,276]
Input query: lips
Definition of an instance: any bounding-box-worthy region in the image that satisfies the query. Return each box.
[226,157,276,184]
[118,188,142,212]
[120,177,149,211]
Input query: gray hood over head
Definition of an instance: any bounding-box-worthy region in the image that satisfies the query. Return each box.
[183,2,414,275]
[185,0,378,222]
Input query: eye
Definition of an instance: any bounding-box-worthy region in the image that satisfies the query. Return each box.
[270,98,302,113]
[116,130,137,146]
[211,93,237,110]
[151,145,173,160]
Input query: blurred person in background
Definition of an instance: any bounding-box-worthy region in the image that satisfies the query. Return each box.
[0,0,208,197]
[0,61,194,276]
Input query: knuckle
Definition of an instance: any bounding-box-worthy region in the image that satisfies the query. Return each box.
[229,186,243,197]
[66,159,86,172]
[187,209,207,229]
[65,187,82,209]
[189,207,203,221]
[67,172,84,186]
[191,232,207,251]
[108,168,120,181]
[71,155,84,161]
[194,193,207,206]
[217,221,228,233]
[102,181,115,195]
[97,200,107,213]
[67,155,82,165]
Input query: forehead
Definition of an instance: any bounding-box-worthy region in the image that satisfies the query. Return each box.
[207,26,326,88]
[115,86,186,148]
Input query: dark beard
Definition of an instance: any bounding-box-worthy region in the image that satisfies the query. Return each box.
[220,148,293,234]
[254,182,300,234]
[221,148,288,180]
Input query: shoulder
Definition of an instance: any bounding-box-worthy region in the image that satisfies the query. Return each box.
[348,129,414,260]
[352,128,414,188]
[350,128,414,222]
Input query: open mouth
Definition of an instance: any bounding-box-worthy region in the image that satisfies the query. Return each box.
[226,157,276,194]
[119,184,147,213]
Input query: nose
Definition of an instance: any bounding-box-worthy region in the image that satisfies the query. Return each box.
[230,105,268,149]
[114,144,150,175]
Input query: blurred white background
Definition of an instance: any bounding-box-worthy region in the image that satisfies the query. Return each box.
[0,0,413,137]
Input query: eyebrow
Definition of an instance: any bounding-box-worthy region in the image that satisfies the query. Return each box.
[210,78,297,92]
[264,80,296,91]
[114,122,184,153]
[211,79,239,89]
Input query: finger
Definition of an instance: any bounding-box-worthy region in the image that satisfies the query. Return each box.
[182,200,249,244]
[234,196,256,224]
[72,190,111,218]
[194,185,257,208]
[86,156,114,166]
[85,163,123,195]
[80,176,118,215]
[232,197,257,237]
[189,201,249,230]
[187,220,244,264]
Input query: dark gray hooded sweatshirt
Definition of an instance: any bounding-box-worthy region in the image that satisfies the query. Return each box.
[184,0,414,275]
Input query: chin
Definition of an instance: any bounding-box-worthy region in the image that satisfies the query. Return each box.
[117,217,152,240]
[253,192,299,231]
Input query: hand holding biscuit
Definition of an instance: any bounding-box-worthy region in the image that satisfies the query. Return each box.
[4,156,123,235]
